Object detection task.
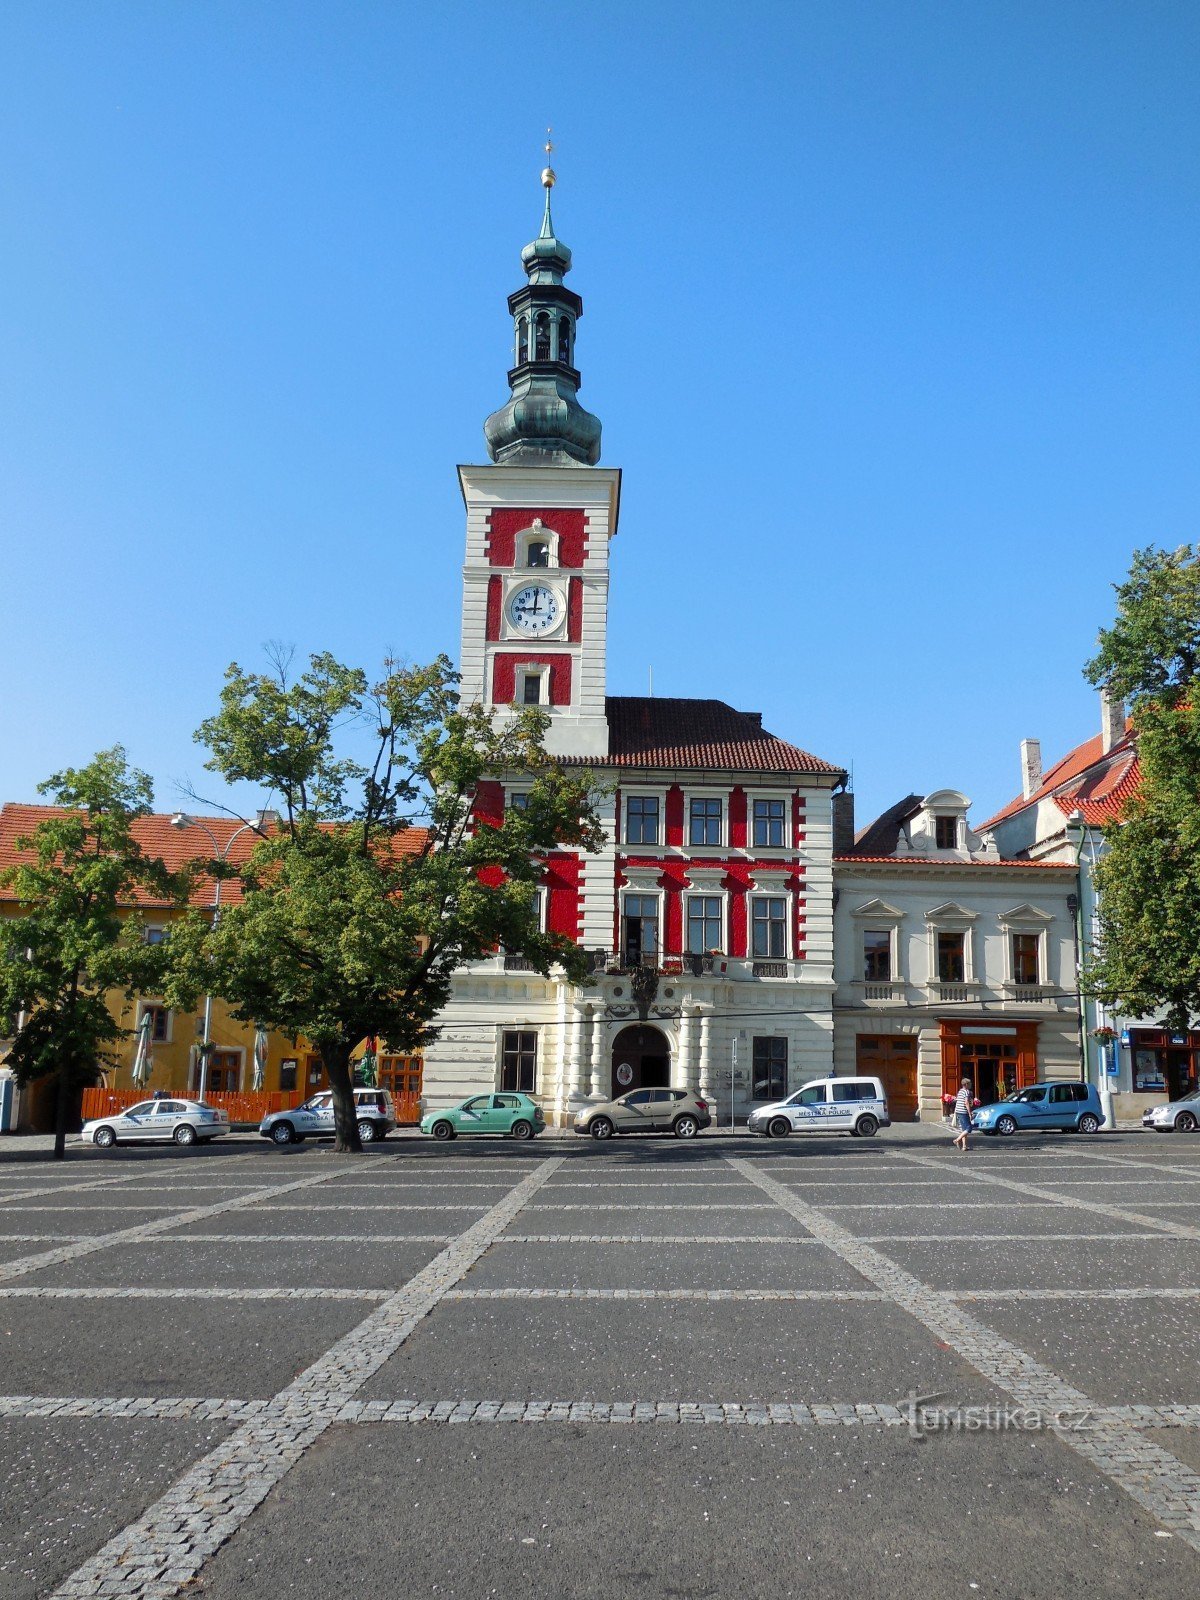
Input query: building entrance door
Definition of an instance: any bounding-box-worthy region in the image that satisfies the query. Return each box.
[611,1024,671,1097]
[856,1036,918,1121]
[959,1042,1018,1105]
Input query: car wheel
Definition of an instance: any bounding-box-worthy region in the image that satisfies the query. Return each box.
[93,1125,116,1149]
[173,1123,197,1147]
[768,1117,791,1139]
[1077,1112,1100,1134]
[995,1115,1018,1137]
[271,1121,296,1146]
[510,1119,534,1140]
[1176,1110,1197,1133]
[431,1120,456,1142]
[673,1115,699,1139]
[589,1116,614,1140]
[855,1114,879,1138]
[357,1119,377,1143]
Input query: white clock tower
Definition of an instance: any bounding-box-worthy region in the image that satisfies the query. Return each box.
[457,164,619,760]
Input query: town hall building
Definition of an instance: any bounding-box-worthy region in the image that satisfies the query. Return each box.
[420,167,848,1124]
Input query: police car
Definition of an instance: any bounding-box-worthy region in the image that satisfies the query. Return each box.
[746,1075,890,1138]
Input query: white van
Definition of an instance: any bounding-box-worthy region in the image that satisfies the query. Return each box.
[746,1076,890,1139]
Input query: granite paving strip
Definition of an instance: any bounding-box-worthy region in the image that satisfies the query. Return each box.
[857,1231,1166,1243]
[0,1396,269,1421]
[444,1287,885,1301]
[888,1148,1200,1241]
[249,1202,488,1211]
[0,1167,371,1284]
[0,1174,197,1205]
[180,1232,453,1244]
[8,1390,1200,1429]
[729,1154,1200,1551]
[0,1286,390,1301]
[525,1202,777,1210]
[49,1155,563,1600]
[500,1234,824,1244]
[948,1287,1200,1301]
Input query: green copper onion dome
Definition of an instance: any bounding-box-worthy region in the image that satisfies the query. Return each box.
[484,166,602,467]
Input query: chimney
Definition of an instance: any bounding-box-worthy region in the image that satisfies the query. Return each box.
[255,809,280,831]
[1020,738,1043,800]
[831,790,855,856]
[1100,688,1125,754]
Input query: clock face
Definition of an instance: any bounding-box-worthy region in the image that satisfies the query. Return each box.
[508,584,562,636]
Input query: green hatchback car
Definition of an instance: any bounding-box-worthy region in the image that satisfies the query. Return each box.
[421,1092,545,1142]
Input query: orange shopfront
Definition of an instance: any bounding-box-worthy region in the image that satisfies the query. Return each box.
[940,1020,1039,1106]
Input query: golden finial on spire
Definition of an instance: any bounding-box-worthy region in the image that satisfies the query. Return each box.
[541,126,556,190]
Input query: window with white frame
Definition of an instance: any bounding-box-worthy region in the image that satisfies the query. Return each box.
[140,1003,171,1043]
[143,926,168,946]
[924,903,978,985]
[519,670,544,706]
[508,791,530,812]
[686,894,722,954]
[863,929,891,981]
[937,931,966,982]
[752,1037,788,1100]
[516,524,558,568]
[625,795,660,845]
[934,815,959,850]
[1012,933,1040,985]
[689,797,722,846]
[751,896,788,959]
[752,798,786,848]
[500,1030,538,1093]
[621,894,660,966]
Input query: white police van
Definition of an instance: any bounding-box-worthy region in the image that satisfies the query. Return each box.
[746,1076,890,1139]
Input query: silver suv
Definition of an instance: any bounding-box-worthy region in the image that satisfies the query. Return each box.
[259,1088,397,1146]
[747,1076,890,1138]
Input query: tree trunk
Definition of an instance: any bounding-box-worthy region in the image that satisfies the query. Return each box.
[53,1056,70,1162]
[323,1040,363,1154]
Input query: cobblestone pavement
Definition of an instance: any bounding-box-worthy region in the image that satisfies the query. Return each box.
[2,1128,1200,1599]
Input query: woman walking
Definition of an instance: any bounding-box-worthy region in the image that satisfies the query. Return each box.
[952,1078,974,1152]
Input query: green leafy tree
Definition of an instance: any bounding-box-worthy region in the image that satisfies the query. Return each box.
[0,748,185,1160]
[1083,544,1200,1030]
[166,650,603,1152]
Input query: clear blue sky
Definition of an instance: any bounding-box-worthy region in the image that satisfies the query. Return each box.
[1,1,1197,831]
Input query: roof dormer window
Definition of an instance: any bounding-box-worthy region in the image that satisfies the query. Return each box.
[935,815,958,850]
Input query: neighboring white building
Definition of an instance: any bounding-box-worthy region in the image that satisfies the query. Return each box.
[985,695,1197,1118]
[833,789,1080,1119]
[421,175,846,1124]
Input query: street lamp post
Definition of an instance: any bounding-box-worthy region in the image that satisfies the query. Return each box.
[169,813,259,1103]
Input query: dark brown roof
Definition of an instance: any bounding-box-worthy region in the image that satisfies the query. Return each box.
[847,794,924,856]
[563,697,842,776]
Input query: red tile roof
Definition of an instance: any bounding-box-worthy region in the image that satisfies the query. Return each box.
[562,697,843,776]
[0,805,429,911]
[981,726,1139,830]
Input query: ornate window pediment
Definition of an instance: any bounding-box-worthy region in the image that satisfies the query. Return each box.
[850,898,903,922]
[924,901,979,926]
[998,903,1055,929]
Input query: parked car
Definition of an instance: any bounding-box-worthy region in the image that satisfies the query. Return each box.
[81,1098,230,1148]
[574,1088,711,1140]
[259,1088,396,1146]
[973,1080,1104,1137]
[747,1076,890,1138]
[421,1092,545,1141]
[1142,1090,1200,1133]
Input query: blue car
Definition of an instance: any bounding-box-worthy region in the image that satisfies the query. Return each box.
[972,1080,1105,1137]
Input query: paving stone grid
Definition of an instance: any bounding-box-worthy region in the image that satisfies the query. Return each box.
[1,1135,1200,1596]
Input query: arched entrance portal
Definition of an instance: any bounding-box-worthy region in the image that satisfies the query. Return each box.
[611,1024,671,1098]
